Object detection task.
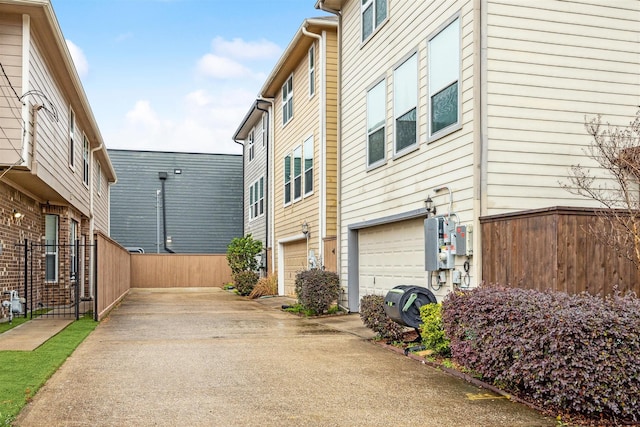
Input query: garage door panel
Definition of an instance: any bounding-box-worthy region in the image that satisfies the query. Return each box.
[359,218,426,296]
[283,240,307,297]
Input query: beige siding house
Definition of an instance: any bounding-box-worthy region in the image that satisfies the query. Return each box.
[317,0,640,309]
[257,17,338,296]
[0,0,116,315]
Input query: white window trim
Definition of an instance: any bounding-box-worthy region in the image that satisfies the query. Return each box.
[427,14,462,142]
[45,214,59,283]
[361,0,389,45]
[308,45,315,98]
[282,74,294,126]
[262,114,267,147]
[293,145,302,202]
[97,161,102,196]
[249,177,265,221]
[248,129,255,162]
[283,154,292,206]
[366,77,387,170]
[82,133,90,187]
[393,51,419,157]
[303,136,314,197]
[69,108,75,170]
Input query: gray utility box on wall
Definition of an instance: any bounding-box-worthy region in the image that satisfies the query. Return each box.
[425,217,466,271]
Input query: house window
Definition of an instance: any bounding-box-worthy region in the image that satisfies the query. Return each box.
[45,214,58,282]
[362,0,387,41]
[70,220,78,281]
[248,130,255,162]
[367,79,386,167]
[394,53,418,154]
[250,177,265,220]
[82,134,89,186]
[309,45,315,97]
[283,154,292,205]
[293,145,302,201]
[304,136,313,195]
[69,109,75,169]
[429,17,460,137]
[97,161,102,196]
[282,74,294,125]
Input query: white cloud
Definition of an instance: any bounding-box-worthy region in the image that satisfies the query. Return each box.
[196,54,254,80]
[126,100,161,130]
[210,36,282,61]
[65,39,89,78]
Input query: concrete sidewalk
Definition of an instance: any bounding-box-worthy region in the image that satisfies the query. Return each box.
[14,288,553,426]
[0,318,73,351]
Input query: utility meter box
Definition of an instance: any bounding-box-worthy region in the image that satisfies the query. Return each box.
[424,217,456,271]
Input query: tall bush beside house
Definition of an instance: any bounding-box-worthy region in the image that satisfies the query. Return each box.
[359,294,405,342]
[443,285,640,423]
[226,234,263,276]
[233,271,259,296]
[294,270,340,314]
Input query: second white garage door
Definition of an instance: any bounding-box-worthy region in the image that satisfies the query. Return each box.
[358,217,426,296]
[282,239,308,297]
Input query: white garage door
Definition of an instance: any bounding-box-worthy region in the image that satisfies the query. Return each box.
[283,239,307,297]
[359,218,426,296]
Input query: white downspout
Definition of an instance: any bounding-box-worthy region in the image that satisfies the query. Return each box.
[88,143,102,298]
[302,25,325,268]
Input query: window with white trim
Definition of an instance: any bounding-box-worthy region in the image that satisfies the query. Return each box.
[283,154,292,205]
[282,74,294,125]
[82,134,89,186]
[367,79,386,167]
[250,177,264,220]
[45,214,58,282]
[308,45,315,97]
[394,53,418,154]
[429,17,460,137]
[70,219,78,281]
[293,145,302,201]
[304,136,313,195]
[69,109,75,169]
[262,114,267,147]
[362,0,387,41]
[248,130,255,162]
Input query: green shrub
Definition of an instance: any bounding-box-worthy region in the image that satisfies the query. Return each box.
[294,269,340,314]
[443,285,640,423]
[359,294,404,342]
[226,234,263,275]
[419,303,450,356]
[233,271,259,296]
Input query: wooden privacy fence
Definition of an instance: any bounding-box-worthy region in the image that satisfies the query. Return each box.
[96,232,131,320]
[480,206,640,296]
[130,254,232,288]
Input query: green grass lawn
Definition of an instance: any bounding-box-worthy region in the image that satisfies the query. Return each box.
[0,316,98,425]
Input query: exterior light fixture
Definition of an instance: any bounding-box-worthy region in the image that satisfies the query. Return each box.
[425,197,436,217]
[301,221,309,237]
[13,210,24,219]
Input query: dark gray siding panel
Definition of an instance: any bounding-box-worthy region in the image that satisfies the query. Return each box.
[108,150,243,254]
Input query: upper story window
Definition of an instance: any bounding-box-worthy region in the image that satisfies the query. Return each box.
[69,109,75,169]
[282,74,294,126]
[293,145,302,201]
[304,136,314,195]
[394,53,418,154]
[428,17,461,138]
[283,154,292,205]
[45,214,58,282]
[97,161,102,196]
[249,177,264,220]
[367,79,386,167]
[362,0,388,42]
[308,45,315,97]
[248,130,255,162]
[82,134,89,186]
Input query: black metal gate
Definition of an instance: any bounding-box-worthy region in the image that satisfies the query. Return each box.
[17,239,97,320]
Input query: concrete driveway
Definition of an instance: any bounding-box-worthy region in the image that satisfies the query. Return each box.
[14,288,552,427]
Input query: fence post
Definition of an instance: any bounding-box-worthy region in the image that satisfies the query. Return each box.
[93,234,98,321]
[23,239,28,319]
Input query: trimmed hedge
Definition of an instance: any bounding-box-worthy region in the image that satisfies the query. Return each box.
[419,303,450,356]
[294,270,340,314]
[233,271,259,296]
[443,285,640,422]
[359,294,405,342]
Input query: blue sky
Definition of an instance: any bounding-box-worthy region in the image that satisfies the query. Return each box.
[51,0,330,154]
